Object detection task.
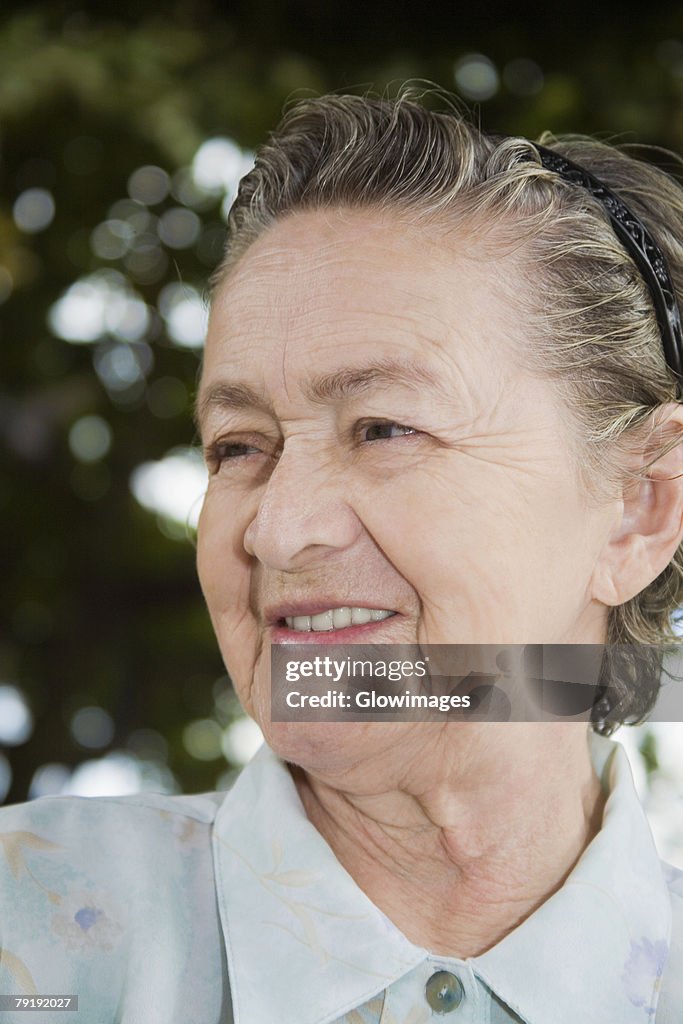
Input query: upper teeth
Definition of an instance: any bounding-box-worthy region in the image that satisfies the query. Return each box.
[284,607,395,631]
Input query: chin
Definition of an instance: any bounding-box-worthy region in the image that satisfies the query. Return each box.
[260,721,358,769]
[260,720,414,782]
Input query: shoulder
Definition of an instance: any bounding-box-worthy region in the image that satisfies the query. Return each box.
[0,788,224,883]
[0,785,228,892]
[0,786,225,830]
[656,860,683,1021]
[0,789,230,1022]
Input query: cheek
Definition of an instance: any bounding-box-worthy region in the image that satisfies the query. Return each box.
[197,489,250,609]
[353,464,591,639]
[197,489,259,691]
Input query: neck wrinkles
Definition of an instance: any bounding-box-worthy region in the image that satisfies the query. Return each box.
[288,724,607,958]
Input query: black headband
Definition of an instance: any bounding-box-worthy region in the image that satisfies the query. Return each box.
[530,142,683,398]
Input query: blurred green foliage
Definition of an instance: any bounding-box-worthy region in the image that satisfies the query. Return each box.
[2,1,683,803]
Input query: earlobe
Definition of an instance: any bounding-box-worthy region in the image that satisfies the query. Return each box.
[591,405,683,608]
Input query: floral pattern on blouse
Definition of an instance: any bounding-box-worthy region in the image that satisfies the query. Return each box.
[0,733,680,1024]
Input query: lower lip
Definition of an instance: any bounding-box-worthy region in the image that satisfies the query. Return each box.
[269,616,399,645]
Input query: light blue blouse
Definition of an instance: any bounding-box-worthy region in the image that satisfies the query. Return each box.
[0,731,682,1023]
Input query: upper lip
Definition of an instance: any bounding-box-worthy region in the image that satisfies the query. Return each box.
[264,600,399,625]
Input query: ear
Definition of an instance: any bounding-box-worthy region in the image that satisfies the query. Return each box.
[591,403,683,607]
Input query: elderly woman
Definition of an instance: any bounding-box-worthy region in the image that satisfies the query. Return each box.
[2,86,683,1023]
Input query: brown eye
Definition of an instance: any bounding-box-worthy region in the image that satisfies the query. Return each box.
[205,441,263,473]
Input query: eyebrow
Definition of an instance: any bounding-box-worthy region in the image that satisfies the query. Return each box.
[195,382,269,430]
[194,358,447,431]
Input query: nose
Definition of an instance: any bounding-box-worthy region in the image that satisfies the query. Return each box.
[243,447,363,570]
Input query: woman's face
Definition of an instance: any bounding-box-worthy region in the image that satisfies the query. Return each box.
[196,207,617,760]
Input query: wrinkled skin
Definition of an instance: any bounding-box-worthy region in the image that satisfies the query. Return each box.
[195,206,683,956]
[195,206,628,772]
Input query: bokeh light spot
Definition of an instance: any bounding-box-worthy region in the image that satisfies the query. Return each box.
[108,198,149,224]
[171,166,216,209]
[157,207,201,249]
[90,219,135,260]
[13,188,56,233]
[70,706,115,749]
[191,137,253,194]
[29,763,72,799]
[48,270,149,344]
[126,727,168,761]
[129,447,208,529]
[183,718,224,760]
[93,340,153,394]
[127,165,170,206]
[68,415,112,463]
[62,752,142,796]
[221,717,264,765]
[124,246,168,285]
[454,53,500,100]
[0,685,33,746]
[157,282,208,349]
[503,58,544,96]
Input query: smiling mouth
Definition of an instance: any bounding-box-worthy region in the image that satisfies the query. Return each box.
[281,606,397,633]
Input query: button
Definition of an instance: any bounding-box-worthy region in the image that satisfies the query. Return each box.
[425,970,464,1014]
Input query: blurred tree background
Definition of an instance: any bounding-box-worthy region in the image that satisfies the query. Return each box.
[2,0,683,852]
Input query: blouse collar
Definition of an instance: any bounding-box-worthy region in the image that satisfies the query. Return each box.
[211,731,671,1024]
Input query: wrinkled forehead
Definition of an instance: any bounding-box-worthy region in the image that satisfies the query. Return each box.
[201,208,527,399]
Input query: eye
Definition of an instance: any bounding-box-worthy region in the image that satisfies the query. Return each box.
[204,439,267,474]
[358,420,418,442]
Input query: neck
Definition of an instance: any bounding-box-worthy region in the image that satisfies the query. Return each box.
[288,724,606,958]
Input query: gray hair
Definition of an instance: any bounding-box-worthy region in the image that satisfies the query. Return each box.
[210,83,683,732]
